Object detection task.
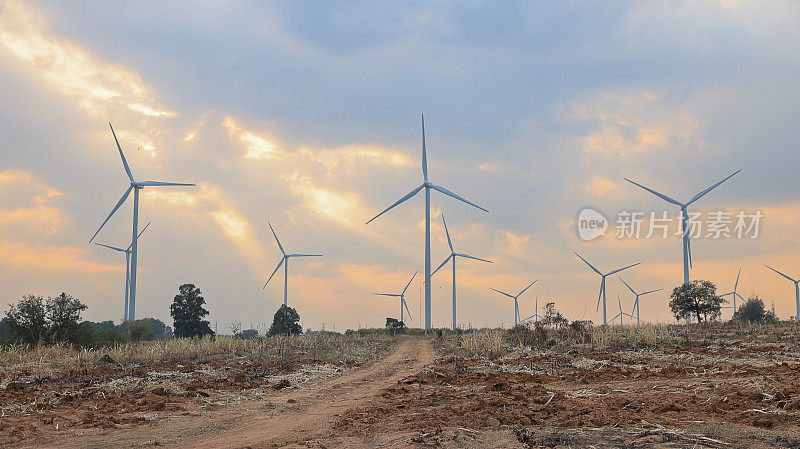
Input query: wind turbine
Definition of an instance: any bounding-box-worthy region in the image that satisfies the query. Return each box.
[430,215,492,330]
[765,265,800,320]
[619,277,662,326]
[609,294,632,325]
[94,222,151,321]
[373,271,416,324]
[521,293,543,324]
[719,267,745,322]
[89,123,195,322]
[490,281,537,327]
[263,222,323,306]
[574,252,640,326]
[366,115,488,330]
[625,169,741,323]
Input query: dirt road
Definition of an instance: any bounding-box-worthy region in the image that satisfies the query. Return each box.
[23,336,435,449]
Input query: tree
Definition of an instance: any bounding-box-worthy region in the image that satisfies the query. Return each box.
[733,295,778,323]
[229,321,242,336]
[170,284,213,338]
[239,328,259,339]
[130,319,153,341]
[5,295,47,344]
[542,302,568,328]
[268,305,301,336]
[669,280,724,324]
[385,317,406,334]
[46,293,87,343]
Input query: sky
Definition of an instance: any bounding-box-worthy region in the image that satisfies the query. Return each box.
[1,0,799,332]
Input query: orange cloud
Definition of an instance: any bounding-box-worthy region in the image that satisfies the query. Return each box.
[584,175,624,197]
[0,241,118,273]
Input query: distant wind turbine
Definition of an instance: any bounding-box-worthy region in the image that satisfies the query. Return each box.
[89,123,195,321]
[373,271,416,324]
[521,293,543,324]
[625,169,741,323]
[619,277,662,326]
[366,115,488,330]
[764,265,800,320]
[491,281,537,327]
[263,222,323,306]
[609,294,632,325]
[430,215,492,330]
[94,222,151,321]
[719,267,745,322]
[574,252,640,326]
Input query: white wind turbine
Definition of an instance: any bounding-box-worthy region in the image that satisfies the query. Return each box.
[89,123,195,322]
[521,293,543,324]
[263,222,323,306]
[366,115,488,330]
[625,169,741,323]
[609,294,632,325]
[491,281,537,327]
[430,215,492,330]
[719,267,744,322]
[619,277,662,326]
[574,252,640,326]
[94,221,151,321]
[764,265,800,321]
[373,271,416,324]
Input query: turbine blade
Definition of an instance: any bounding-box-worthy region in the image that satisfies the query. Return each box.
[734,266,741,291]
[765,265,797,282]
[109,123,133,182]
[262,258,285,288]
[517,280,538,297]
[641,288,663,296]
[624,178,683,206]
[456,253,492,263]
[428,183,489,213]
[365,184,424,225]
[619,277,637,295]
[574,252,601,275]
[373,293,401,297]
[631,297,639,315]
[402,271,418,295]
[608,262,640,276]
[94,243,126,252]
[431,254,453,278]
[268,221,285,255]
[138,181,195,187]
[403,298,413,321]
[685,169,742,206]
[127,221,152,251]
[490,288,515,299]
[442,214,454,252]
[521,314,536,322]
[596,279,604,313]
[687,236,693,269]
[719,292,734,297]
[421,114,428,182]
[89,185,133,243]
[287,254,323,257]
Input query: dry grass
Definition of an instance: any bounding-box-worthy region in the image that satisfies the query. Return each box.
[0,333,394,380]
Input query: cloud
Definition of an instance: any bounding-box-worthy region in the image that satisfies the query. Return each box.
[501,231,531,253]
[0,241,118,273]
[223,116,280,160]
[583,175,624,197]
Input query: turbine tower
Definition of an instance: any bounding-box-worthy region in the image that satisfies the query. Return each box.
[490,281,537,327]
[366,115,488,329]
[521,293,543,324]
[94,222,151,321]
[89,123,195,322]
[625,169,740,323]
[263,222,323,306]
[719,267,744,322]
[765,265,800,320]
[373,271,416,324]
[574,252,639,325]
[430,215,492,330]
[619,277,662,326]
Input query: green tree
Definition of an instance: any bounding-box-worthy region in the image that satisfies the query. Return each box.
[385,317,406,334]
[542,302,568,328]
[268,305,301,336]
[46,292,87,343]
[5,295,47,344]
[669,280,724,324]
[170,284,213,338]
[733,295,778,323]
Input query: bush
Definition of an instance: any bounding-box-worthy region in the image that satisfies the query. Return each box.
[733,295,778,323]
[385,317,406,334]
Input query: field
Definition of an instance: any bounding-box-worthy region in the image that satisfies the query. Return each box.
[1,323,800,448]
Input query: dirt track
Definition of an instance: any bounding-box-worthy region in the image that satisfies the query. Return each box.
[21,336,435,449]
